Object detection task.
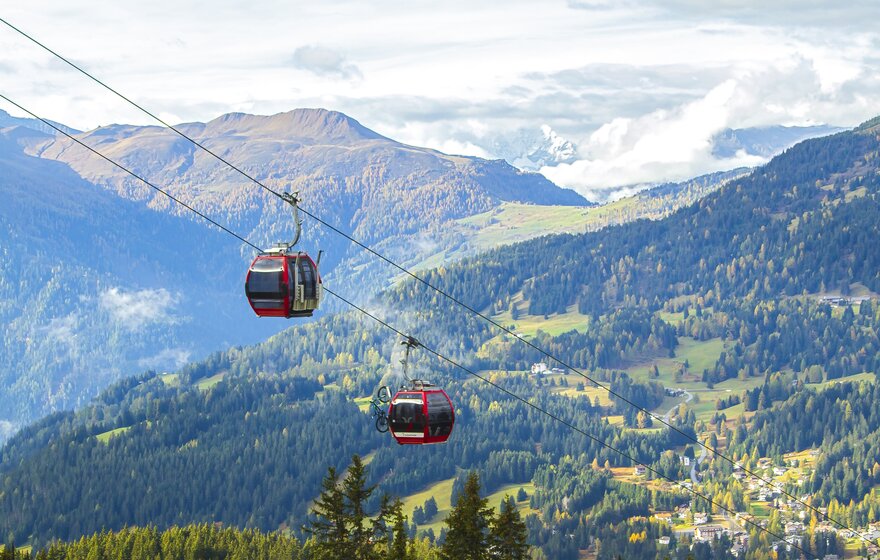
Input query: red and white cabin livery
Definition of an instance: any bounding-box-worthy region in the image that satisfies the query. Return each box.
[387,381,455,445]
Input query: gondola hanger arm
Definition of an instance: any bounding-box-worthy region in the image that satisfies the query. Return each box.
[280,191,303,249]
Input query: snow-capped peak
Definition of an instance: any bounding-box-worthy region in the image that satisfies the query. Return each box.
[486,125,579,171]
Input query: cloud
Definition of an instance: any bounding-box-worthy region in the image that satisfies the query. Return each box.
[138,347,192,370]
[411,231,440,255]
[3,1,879,190]
[99,287,178,331]
[567,0,880,30]
[0,420,17,441]
[567,0,637,10]
[540,79,767,199]
[652,0,880,29]
[39,314,79,346]
[291,45,362,80]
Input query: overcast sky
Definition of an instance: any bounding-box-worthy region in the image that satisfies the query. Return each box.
[1,1,879,198]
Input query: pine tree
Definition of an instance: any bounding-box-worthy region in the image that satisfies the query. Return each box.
[443,471,493,560]
[424,497,439,519]
[386,498,410,560]
[306,466,352,560]
[489,496,529,560]
[343,455,378,559]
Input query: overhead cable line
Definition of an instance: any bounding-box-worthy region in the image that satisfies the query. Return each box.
[0,92,819,559]
[0,18,870,546]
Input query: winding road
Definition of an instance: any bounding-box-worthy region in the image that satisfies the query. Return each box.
[661,389,693,423]
[658,388,703,483]
[691,440,707,483]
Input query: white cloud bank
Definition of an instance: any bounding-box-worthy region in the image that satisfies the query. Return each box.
[0,420,17,441]
[539,54,879,199]
[542,80,766,197]
[291,45,362,80]
[99,287,178,331]
[138,347,192,370]
[40,313,79,346]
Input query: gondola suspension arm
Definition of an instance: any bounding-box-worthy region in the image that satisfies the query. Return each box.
[280,191,303,250]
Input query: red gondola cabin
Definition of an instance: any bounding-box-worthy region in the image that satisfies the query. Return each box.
[387,382,455,445]
[245,250,322,318]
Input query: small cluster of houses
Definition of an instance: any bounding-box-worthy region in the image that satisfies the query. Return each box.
[648,450,880,558]
[819,295,872,307]
[529,362,567,376]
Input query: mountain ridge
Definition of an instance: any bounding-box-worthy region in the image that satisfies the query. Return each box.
[32,107,589,239]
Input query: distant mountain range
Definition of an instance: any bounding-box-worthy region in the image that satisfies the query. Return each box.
[710,124,844,159]
[29,108,586,244]
[0,108,80,137]
[483,123,842,176]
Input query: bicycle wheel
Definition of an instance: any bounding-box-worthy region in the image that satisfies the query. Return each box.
[375,413,389,433]
[377,385,391,403]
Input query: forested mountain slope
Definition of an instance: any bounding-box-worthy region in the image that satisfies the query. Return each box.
[0,311,685,552]
[0,126,260,437]
[394,119,880,318]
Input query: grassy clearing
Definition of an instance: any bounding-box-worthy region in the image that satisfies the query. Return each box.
[626,337,728,387]
[492,301,591,338]
[362,450,377,466]
[354,396,373,413]
[813,371,876,389]
[404,196,679,282]
[656,311,685,325]
[96,426,131,443]
[686,387,759,423]
[622,426,665,435]
[470,370,615,407]
[456,202,614,251]
[406,249,450,275]
[624,334,770,423]
[399,478,456,535]
[784,449,819,464]
[749,502,772,518]
[810,282,880,300]
[845,185,868,202]
[607,467,670,494]
[546,374,615,407]
[484,482,538,517]
[159,373,180,387]
[397,478,537,536]
[196,372,226,391]
[653,395,688,416]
